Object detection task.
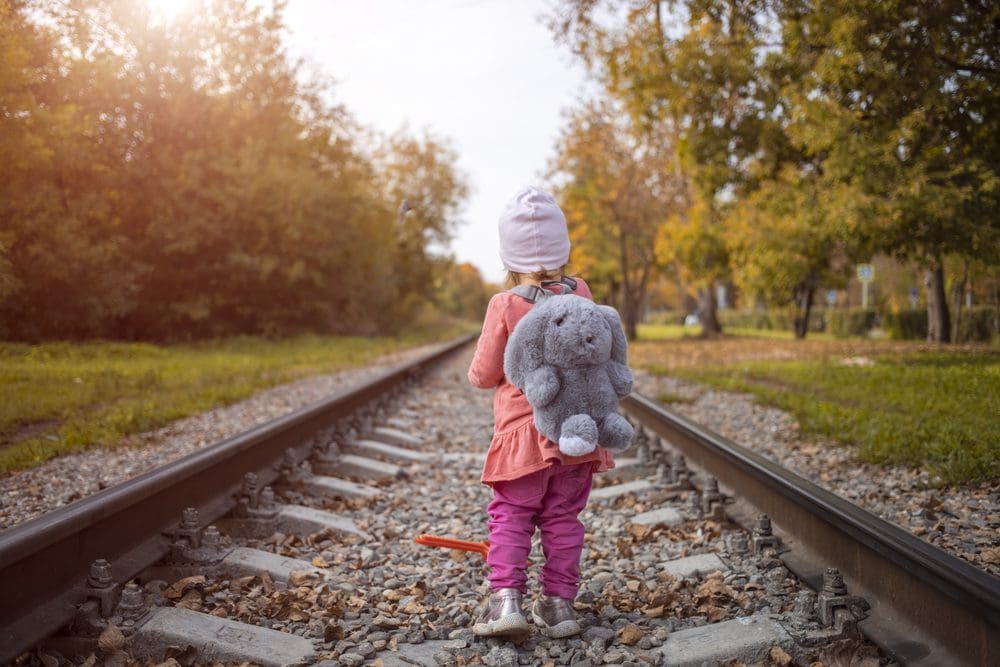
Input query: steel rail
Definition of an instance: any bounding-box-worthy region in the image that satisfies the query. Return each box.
[623,392,1000,667]
[0,333,475,662]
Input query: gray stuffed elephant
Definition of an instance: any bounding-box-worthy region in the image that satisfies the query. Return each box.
[503,293,635,456]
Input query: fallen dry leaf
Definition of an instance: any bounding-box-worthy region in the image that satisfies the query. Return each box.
[311,555,330,568]
[229,575,256,593]
[175,589,203,611]
[769,646,793,666]
[818,639,881,667]
[102,651,129,667]
[624,522,655,541]
[289,569,319,587]
[403,600,430,614]
[98,623,125,653]
[980,548,1000,565]
[261,571,275,595]
[164,575,206,600]
[698,604,728,622]
[617,623,645,645]
[696,571,737,604]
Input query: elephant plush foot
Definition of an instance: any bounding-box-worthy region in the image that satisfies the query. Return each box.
[558,414,598,456]
[599,413,634,453]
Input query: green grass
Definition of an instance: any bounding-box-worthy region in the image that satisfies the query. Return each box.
[637,323,837,341]
[660,351,1000,485]
[0,324,475,475]
[655,392,695,405]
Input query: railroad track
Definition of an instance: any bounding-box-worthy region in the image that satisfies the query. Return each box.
[2,337,997,666]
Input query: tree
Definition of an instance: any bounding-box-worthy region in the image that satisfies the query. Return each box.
[777,0,1000,342]
[552,1,1000,342]
[724,170,862,337]
[549,97,686,340]
[551,0,798,334]
[375,130,470,329]
[0,0,471,340]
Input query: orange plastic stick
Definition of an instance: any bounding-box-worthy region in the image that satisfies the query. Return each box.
[414,534,490,559]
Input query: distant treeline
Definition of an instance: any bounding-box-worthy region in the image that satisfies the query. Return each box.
[0,0,480,341]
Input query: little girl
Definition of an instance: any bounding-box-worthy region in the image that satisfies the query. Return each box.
[467,186,620,639]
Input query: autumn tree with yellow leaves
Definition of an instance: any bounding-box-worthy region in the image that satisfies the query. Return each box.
[549,98,687,340]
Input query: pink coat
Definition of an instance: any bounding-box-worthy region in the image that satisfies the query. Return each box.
[468,278,616,484]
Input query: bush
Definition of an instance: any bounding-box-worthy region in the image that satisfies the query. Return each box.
[956,306,1000,343]
[827,308,877,338]
[718,309,824,332]
[883,309,927,340]
[883,306,998,342]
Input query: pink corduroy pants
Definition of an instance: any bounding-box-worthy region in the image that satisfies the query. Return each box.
[485,461,593,599]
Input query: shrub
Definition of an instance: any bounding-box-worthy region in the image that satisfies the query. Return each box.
[827,308,877,338]
[956,306,1000,343]
[884,306,998,342]
[883,309,927,340]
[718,309,823,332]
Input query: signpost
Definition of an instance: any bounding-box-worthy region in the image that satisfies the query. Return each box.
[857,264,874,309]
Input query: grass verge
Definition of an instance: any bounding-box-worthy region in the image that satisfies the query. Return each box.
[638,323,838,341]
[0,323,475,475]
[653,350,1000,485]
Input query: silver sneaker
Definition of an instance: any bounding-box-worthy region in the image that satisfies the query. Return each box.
[472,588,529,637]
[531,593,581,638]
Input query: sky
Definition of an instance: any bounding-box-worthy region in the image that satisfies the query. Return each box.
[281,0,591,284]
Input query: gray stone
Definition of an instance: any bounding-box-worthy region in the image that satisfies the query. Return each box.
[276,504,369,538]
[355,641,376,658]
[659,614,793,667]
[376,639,457,667]
[660,553,729,579]
[220,546,326,582]
[629,507,684,527]
[130,607,314,667]
[602,649,625,664]
[313,453,401,481]
[346,438,432,463]
[373,426,425,448]
[301,474,379,499]
[589,480,656,502]
[582,626,616,646]
[433,650,456,666]
[339,653,365,667]
[485,645,519,667]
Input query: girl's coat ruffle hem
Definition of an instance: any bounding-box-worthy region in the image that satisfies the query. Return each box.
[482,415,615,484]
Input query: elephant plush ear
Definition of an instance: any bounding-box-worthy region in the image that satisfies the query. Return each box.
[599,305,629,364]
[504,308,548,389]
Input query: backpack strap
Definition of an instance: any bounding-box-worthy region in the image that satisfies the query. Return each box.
[509,276,579,303]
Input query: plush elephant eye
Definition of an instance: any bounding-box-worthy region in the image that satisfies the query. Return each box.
[554,316,564,326]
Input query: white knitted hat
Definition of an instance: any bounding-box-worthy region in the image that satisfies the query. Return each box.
[497,186,571,273]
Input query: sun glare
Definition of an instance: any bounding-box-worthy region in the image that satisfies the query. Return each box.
[143,0,192,23]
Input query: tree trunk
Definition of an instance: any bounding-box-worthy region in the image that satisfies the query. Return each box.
[623,302,639,341]
[697,284,722,336]
[925,258,951,343]
[951,259,969,344]
[793,282,815,340]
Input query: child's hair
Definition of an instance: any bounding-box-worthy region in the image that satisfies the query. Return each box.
[505,265,568,288]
